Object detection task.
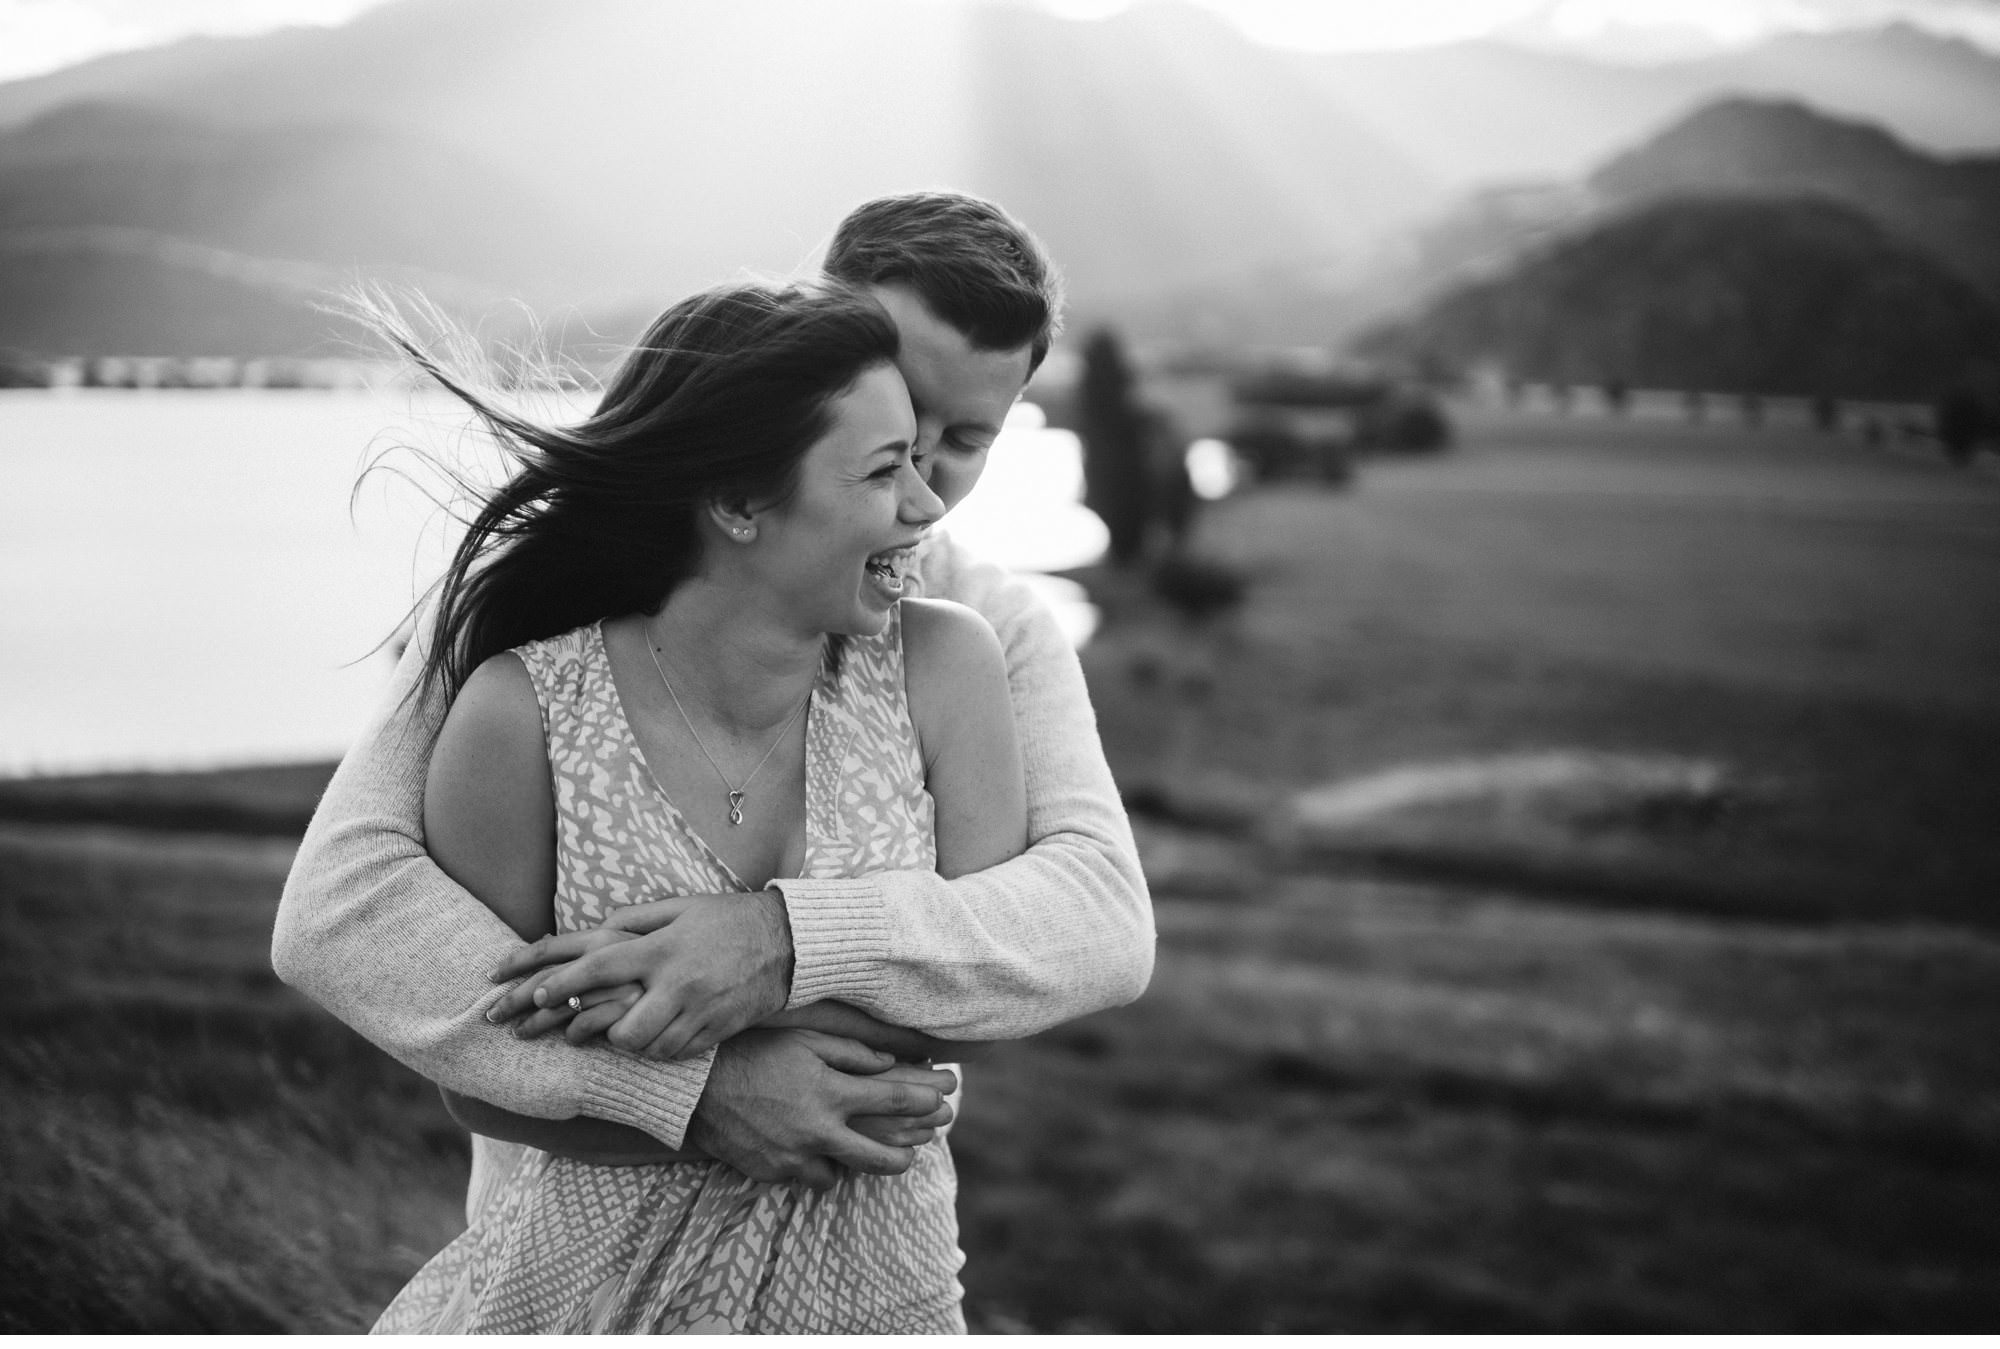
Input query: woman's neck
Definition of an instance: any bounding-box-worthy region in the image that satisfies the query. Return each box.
[642,576,823,734]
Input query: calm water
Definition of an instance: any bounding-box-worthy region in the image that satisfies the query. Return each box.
[1,389,1102,774]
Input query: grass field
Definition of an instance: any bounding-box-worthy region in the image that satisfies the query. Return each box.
[3,406,1997,1331]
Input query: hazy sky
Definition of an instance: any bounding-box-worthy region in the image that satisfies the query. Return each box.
[2,0,1997,82]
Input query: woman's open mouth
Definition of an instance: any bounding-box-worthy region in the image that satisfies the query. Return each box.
[864,545,916,596]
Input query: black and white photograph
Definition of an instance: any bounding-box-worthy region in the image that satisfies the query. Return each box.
[2,0,1998,1334]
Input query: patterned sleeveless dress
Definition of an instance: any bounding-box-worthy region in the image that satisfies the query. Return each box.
[372,609,966,1334]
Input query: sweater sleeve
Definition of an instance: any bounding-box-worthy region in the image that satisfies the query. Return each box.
[774,536,1156,1039]
[269,633,713,1148]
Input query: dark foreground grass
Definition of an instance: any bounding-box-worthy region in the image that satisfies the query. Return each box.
[953,882,2000,1332]
[0,826,464,1332]
[6,822,1995,1332]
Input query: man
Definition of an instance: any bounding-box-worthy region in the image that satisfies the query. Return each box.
[272,191,1153,1192]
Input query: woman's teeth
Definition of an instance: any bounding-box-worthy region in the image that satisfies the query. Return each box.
[866,547,912,592]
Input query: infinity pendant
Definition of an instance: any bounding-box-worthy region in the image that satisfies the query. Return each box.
[727,790,745,826]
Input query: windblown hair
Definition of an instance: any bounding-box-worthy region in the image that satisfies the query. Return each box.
[825,190,1064,374]
[364,282,900,710]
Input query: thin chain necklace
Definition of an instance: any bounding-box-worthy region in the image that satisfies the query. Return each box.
[645,630,810,827]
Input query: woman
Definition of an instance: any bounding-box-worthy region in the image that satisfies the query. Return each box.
[369,281,1026,1333]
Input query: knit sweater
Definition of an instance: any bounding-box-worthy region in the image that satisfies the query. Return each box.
[270,532,1155,1148]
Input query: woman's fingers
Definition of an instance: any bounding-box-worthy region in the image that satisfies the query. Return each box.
[488,927,633,984]
[502,980,642,1037]
[564,986,641,1043]
[489,973,554,1026]
[529,941,655,1010]
[599,896,700,934]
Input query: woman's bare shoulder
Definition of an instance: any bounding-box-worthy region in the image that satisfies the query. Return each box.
[900,597,1006,690]
[899,598,1012,772]
[429,651,547,814]
[426,650,556,939]
[439,651,541,747]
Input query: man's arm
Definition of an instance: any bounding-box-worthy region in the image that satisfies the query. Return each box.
[270,633,712,1146]
[499,545,1154,1046]
[271,627,980,1158]
[773,536,1154,1039]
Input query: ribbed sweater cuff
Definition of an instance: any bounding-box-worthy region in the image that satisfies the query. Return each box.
[771,876,890,1009]
[579,1048,715,1149]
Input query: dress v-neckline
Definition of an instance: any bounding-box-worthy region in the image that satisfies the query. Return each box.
[591,620,823,892]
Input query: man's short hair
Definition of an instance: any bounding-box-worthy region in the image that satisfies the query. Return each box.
[824,191,1064,374]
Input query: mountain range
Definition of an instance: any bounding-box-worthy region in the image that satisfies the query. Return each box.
[1358,195,2000,401]
[1301,21,2000,188]
[1,0,1998,360]
[1356,96,2000,401]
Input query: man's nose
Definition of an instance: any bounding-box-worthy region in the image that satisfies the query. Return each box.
[912,419,944,481]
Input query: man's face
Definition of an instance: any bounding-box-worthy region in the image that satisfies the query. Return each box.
[868,284,1034,514]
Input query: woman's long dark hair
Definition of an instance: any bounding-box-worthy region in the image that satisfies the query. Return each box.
[363,282,899,710]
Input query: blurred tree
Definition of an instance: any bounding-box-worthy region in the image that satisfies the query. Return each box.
[1079,328,1151,566]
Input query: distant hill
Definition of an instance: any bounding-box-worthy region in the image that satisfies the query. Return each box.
[5,2,1999,356]
[0,234,355,357]
[1333,94,2000,382]
[0,97,606,356]
[1357,196,2000,401]
[0,101,596,288]
[1591,97,2000,298]
[1300,21,2000,188]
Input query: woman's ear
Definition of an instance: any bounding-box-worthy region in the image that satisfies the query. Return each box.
[706,496,757,544]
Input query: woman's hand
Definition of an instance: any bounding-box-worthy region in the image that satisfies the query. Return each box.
[487,925,641,1039]
[487,890,795,1060]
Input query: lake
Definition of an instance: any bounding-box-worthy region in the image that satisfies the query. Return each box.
[0,389,1103,774]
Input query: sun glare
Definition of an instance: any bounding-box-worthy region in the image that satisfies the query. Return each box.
[1008,0,1979,54]
[0,0,388,82]
[0,0,1986,84]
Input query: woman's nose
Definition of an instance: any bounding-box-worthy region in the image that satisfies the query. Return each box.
[900,461,946,525]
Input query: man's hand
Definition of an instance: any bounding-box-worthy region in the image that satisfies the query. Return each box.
[487,891,794,1059]
[689,1028,959,1191]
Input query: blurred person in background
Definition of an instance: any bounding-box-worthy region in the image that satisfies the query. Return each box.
[271,193,1154,1331]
